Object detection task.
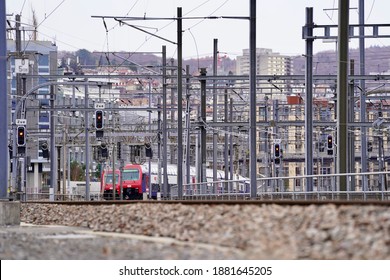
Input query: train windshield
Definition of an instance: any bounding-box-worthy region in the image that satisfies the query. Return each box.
[105,174,119,184]
[122,169,140,181]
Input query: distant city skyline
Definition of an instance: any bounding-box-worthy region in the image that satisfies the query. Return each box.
[6,0,390,59]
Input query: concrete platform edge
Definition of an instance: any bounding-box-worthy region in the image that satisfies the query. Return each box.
[0,201,21,226]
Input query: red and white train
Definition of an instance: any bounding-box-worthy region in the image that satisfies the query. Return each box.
[101,162,250,200]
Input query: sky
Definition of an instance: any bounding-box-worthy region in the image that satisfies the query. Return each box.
[6,0,390,59]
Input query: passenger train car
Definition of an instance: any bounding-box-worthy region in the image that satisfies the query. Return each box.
[101,162,250,200]
[101,165,149,200]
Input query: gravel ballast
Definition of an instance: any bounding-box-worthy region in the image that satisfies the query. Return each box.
[19,203,390,259]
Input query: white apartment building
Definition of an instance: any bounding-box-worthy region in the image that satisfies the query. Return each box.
[236,48,292,76]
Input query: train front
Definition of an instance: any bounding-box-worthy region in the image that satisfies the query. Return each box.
[122,164,145,200]
[102,170,120,200]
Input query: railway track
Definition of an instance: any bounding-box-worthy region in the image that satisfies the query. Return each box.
[21,199,390,206]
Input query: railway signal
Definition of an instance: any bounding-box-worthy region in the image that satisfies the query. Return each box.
[117,142,121,160]
[327,135,333,155]
[95,110,103,130]
[145,142,153,158]
[100,143,108,158]
[41,142,49,159]
[17,126,26,146]
[274,143,281,165]
[95,110,104,138]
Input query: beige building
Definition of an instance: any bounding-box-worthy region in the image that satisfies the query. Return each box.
[236,48,292,76]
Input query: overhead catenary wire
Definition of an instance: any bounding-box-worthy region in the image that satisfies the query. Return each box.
[36,0,66,29]
[19,0,27,15]
[106,0,140,32]
[187,28,200,70]
[185,0,231,30]
[92,0,250,63]
[366,0,376,22]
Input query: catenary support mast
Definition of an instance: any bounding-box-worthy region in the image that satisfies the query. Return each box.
[249,0,257,198]
[0,0,8,199]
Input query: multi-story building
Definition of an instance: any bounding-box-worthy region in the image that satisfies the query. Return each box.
[7,39,58,194]
[236,48,292,76]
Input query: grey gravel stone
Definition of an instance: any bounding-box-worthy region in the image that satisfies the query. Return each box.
[1,203,388,259]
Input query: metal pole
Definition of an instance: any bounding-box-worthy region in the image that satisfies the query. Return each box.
[349,59,356,191]
[67,144,71,195]
[110,92,115,199]
[11,14,22,197]
[0,0,8,198]
[304,7,314,192]
[63,124,67,197]
[200,68,207,185]
[272,99,280,191]
[157,96,162,197]
[185,65,191,185]
[177,7,183,199]
[224,87,229,191]
[162,46,168,198]
[112,144,116,201]
[196,107,201,186]
[264,100,270,186]
[57,146,61,195]
[49,85,56,201]
[148,78,152,199]
[119,159,123,200]
[170,58,175,165]
[249,0,257,198]
[84,83,90,200]
[336,0,349,191]
[378,134,385,191]
[359,0,368,191]
[229,97,234,192]
[213,39,218,184]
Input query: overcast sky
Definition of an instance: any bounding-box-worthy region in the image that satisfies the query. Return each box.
[6,0,390,59]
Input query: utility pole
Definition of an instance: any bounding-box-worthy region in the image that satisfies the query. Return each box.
[249,0,257,199]
[112,144,116,201]
[304,7,314,192]
[157,94,162,197]
[162,45,168,198]
[148,78,152,199]
[359,0,368,191]
[119,156,124,200]
[349,59,356,191]
[84,83,90,200]
[185,65,191,185]
[0,0,8,199]
[224,86,229,191]
[170,58,175,165]
[199,68,207,187]
[49,85,56,201]
[57,146,61,195]
[213,39,218,185]
[336,0,349,191]
[229,97,234,192]
[63,119,68,197]
[12,14,22,197]
[177,7,183,199]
